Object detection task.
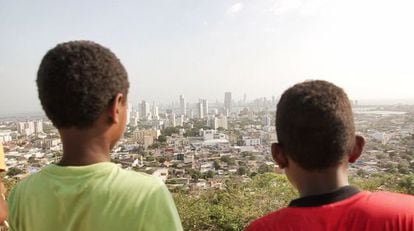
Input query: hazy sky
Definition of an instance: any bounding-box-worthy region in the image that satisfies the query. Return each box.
[1,0,414,114]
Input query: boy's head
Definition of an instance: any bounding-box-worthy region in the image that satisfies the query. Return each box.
[274,80,361,171]
[37,41,129,130]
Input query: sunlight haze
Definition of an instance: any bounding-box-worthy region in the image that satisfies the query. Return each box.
[0,0,413,114]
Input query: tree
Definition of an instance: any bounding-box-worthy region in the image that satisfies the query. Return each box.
[158,157,166,164]
[213,160,220,170]
[204,170,215,179]
[237,166,247,176]
[173,173,297,231]
[220,156,236,166]
[258,163,274,174]
[28,155,36,163]
[157,135,167,143]
[145,155,155,161]
[184,128,200,137]
[217,127,226,132]
[398,175,414,194]
[187,169,202,182]
[162,127,180,136]
[7,167,23,177]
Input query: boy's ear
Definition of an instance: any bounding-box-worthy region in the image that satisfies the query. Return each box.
[108,93,125,124]
[271,143,288,169]
[348,135,365,163]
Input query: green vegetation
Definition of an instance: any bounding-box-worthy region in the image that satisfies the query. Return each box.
[173,173,296,231]
[220,156,236,166]
[162,127,180,137]
[174,173,414,231]
[6,167,24,177]
[2,168,413,231]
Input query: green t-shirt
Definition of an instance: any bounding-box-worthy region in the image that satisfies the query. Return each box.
[8,162,183,231]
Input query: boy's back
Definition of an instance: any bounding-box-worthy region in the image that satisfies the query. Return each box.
[246,80,414,230]
[8,41,182,230]
[247,187,414,231]
[9,162,181,231]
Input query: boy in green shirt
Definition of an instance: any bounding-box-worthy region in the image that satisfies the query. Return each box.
[8,41,183,231]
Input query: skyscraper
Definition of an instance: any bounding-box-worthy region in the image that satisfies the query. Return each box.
[35,120,43,134]
[152,103,159,120]
[201,99,208,117]
[179,94,186,116]
[171,112,176,127]
[224,92,232,114]
[126,104,132,125]
[140,100,150,120]
[198,99,208,118]
[197,102,204,119]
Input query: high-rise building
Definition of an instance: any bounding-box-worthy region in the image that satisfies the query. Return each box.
[17,121,36,136]
[126,104,132,125]
[140,100,150,120]
[201,99,208,117]
[224,92,232,114]
[171,112,176,127]
[217,115,228,130]
[197,102,204,119]
[208,115,228,130]
[263,114,272,127]
[130,116,138,127]
[152,103,159,120]
[178,115,184,127]
[17,122,25,134]
[198,99,208,118]
[179,95,186,116]
[207,117,217,129]
[35,120,43,134]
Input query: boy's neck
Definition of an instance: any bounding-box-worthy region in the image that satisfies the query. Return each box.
[58,127,112,166]
[289,163,350,198]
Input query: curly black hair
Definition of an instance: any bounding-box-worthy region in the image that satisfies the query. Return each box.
[37,40,129,129]
[276,80,355,171]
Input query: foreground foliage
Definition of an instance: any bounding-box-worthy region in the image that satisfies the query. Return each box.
[173,173,296,231]
[174,173,414,231]
[3,172,414,231]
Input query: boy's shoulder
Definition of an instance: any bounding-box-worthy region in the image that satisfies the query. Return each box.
[354,191,414,215]
[245,207,291,231]
[10,162,165,197]
[246,191,414,230]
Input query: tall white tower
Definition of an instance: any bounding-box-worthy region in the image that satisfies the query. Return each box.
[197,102,204,119]
[140,100,150,120]
[179,94,186,116]
[224,92,232,114]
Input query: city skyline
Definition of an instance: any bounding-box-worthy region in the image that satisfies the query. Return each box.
[1,0,414,114]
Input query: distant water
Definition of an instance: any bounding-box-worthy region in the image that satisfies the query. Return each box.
[353,109,407,115]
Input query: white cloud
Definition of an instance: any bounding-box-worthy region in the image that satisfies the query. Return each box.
[268,0,327,16]
[269,0,303,15]
[299,0,328,16]
[227,2,244,15]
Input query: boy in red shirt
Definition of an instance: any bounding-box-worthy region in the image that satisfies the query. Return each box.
[247,80,414,231]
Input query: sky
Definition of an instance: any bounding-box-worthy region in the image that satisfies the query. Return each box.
[1,0,414,114]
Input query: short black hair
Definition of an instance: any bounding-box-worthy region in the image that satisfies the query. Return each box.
[276,80,355,171]
[37,40,129,129]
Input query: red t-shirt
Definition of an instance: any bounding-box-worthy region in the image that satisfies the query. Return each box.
[246,186,414,231]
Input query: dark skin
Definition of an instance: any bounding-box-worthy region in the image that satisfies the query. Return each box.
[58,93,127,166]
[272,135,365,197]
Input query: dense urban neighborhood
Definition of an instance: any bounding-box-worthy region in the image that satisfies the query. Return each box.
[1,97,413,190]
[1,97,414,230]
